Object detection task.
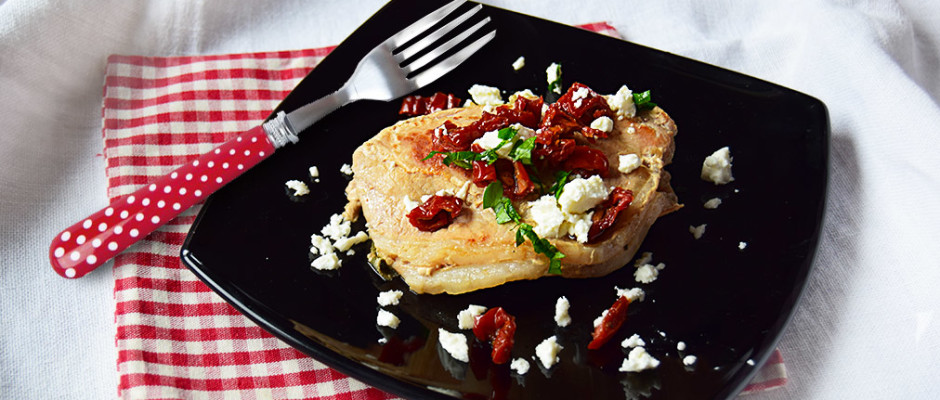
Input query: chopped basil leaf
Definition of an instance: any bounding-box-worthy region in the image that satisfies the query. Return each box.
[547,63,562,95]
[510,137,537,165]
[550,170,572,200]
[422,151,445,161]
[497,126,517,140]
[482,181,503,209]
[632,90,657,110]
[515,228,525,246]
[518,223,565,275]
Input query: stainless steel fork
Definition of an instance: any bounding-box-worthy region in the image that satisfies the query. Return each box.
[49,0,496,279]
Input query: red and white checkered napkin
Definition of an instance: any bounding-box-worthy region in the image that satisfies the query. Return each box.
[103,23,786,399]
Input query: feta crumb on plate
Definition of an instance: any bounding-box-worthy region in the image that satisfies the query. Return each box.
[704,197,722,209]
[554,296,571,327]
[677,341,687,351]
[376,309,400,329]
[739,241,748,250]
[615,286,646,302]
[311,252,341,270]
[590,116,614,133]
[309,166,319,179]
[683,355,698,366]
[534,335,563,369]
[510,358,530,375]
[321,213,351,242]
[512,56,525,71]
[333,231,369,252]
[285,180,309,196]
[621,334,645,348]
[546,63,562,94]
[558,175,609,214]
[377,290,403,306]
[635,263,665,284]
[340,163,353,176]
[438,328,469,362]
[468,84,504,106]
[618,347,660,372]
[690,224,707,240]
[701,146,734,184]
[457,305,487,330]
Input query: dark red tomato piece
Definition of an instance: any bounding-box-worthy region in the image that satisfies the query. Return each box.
[556,82,614,127]
[430,121,484,152]
[493,160,536,200]
[399,92,461,116]
[538,103,582,139]
[560,145,609,178]
[588,295,631,350]
[473,307,517,364]
[587,187,634,243]
[494,95,543,129]
[471,160,497,187]
[406,195,464,232]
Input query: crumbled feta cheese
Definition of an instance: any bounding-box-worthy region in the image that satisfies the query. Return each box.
[321,213,351,242]
[510,358,530,375]
[333,231,369,252]
[590,116,614,133]
[309,234,334,256]
[618,154,641,174]
[554,296,571,327]
[546,63,562,94]
[438,328,469,362]
[701,146,734,184]
[468,84,504,106]
[658,330,667,338]
[376,309,400,328]
[571,86,590,108]
[340,163,353,175]
[508,89,539,103]
[677,341,687,351]
[309,166,319,179]
[739,241,748,250]
[621,334,646,349]
[311,253,341,270]
[377,290,403,306]
[746,359,755,366]
[605,85,636,119]
[634,263,661,284]
[704,197,722,209]
[378,337,387,344]
[558,175,609,214]
[527,194,595,243]
[690,224,707,240]
[618,347,660,372]
[402,196,420,212]
[683,355,698,366]
[472,123,535,159]
[535,335,563,369]
[512,56,526,71]
[345,249,355,256]
[285,180,309,196]
[593,309,609,328]
[457,305,487,330]
[615,286,646,302]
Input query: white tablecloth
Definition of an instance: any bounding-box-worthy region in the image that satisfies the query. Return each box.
[2,0,939,399]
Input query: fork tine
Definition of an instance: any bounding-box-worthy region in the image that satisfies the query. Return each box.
[402,17,491,75]
[387,0,465,48]
[408,29,496,89]
[394,4,482,63]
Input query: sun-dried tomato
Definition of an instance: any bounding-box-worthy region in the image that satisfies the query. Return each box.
[471,160,496,187]
[560,145,609,178]
[473,307,517,364]
[399,92,462,116]
[587,187,634,243]
[493,96,543,129]
[430,121,482,152]
[538,103,582,140]
[493,160,536,200]
[406,195,464,232]
[588,295,631,350]
[556,82,614,128]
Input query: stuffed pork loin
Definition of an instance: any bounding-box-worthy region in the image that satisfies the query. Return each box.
[344,83,679,294]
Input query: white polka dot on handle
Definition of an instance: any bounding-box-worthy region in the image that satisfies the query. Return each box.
[222,162,229,169]
[173,203,181,210]
[151,216,160,224]
[54,247,65,258]
[130,229,139,238]
[157,200,165,208]
[65,268,76,278]
[216,177,223,184]
[136,213,144,222]
[92,238,102,248]
[179,188,187,195]
[164,185,172,194]
[98,222,108,232]
[229,149,236,155]
[201,175,208,182]
[86,255,97,265]
[215,149,221,155]
[142,198,150,206]
[237,136,243,142]
[244,150,250,156]
[76,235,86,245]
[83,220,92,229]
[185,173,193,181]
[105,207,114,217]
[127,195,135,204]
[259,151,266,157]
[108,242,118,251]
[237,164,244,170]
[114,226,123,235]
[208,161,215,168]
[149,184,157,191]
[251,137,257,143]
[120,210,129,219]
[171,172,178,179]
[194,190,202,197]
[192,160,200,167]
[70,251,80,261]
[60,231,71,241]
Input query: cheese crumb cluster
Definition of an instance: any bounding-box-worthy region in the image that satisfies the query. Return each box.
[468,84,504,106]
[308,166,320,183]
[554,296,571,327]
[534,335,563,369]
[285,180,309,196]
[340,163,354,176]
[635,262,665,284]
[309,213,370,270]
[619,346,660,372]
[621,334,646,348]
[377,290,403,307]
[701,146,734,184]
[512,56,526,71]
[527,176,609,243]
[689,223,707,240]
[510,358,530,375]
[618,154,641,174]
[438,328,469,362]
[704,197,722,209]
[457,305,487,330]
[605,85,637,119]
[376,309,400,329]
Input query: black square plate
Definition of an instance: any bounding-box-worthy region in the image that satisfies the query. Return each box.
[181,0,829,398]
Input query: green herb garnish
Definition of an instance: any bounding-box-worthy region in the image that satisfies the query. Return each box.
[550,170,572,200]
[632,90,657,110]
[547,63,563,95]
[482,181,565,274]
[510,136,536,165]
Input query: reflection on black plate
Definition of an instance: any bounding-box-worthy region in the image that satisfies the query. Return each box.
[181,0,829,398]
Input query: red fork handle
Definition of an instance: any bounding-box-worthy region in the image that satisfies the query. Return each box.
[49,125,275,278]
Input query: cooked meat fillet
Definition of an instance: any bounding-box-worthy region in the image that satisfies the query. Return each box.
[344,103,679,294]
